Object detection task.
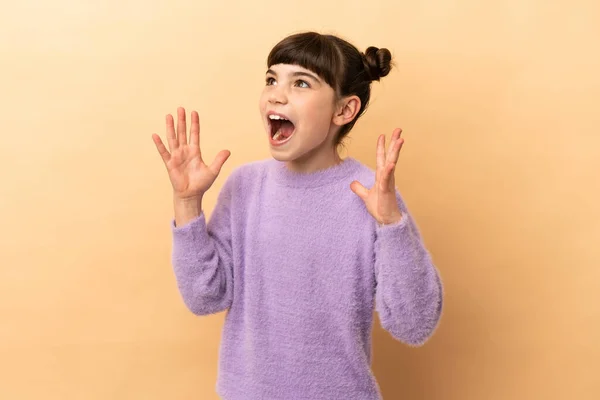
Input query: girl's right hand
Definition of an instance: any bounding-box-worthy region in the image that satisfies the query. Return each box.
[152,107,231,201]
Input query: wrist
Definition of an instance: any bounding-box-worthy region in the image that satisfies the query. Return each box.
[378,211,403,226]
[173,195,203,227]
[173,194,203,206]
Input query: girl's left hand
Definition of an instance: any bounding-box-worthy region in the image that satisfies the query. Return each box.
[351,128,404,225]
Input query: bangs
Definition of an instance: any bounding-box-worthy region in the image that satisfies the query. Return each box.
[267,32,343,91]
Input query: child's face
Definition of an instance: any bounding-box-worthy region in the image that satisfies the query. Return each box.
[259,63,340,168]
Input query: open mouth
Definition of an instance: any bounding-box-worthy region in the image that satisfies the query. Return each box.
[269,114,295,143]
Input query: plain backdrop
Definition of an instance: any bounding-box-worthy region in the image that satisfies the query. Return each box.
[1,0,599,399]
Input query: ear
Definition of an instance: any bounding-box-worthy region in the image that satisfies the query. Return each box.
[332,95,361,127]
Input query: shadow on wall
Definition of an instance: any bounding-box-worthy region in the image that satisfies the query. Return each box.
[370,206,511,400]
[370,229,484,400]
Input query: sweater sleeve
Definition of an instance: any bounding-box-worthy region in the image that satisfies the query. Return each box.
[170,176,235,316]
[374,191,443,346]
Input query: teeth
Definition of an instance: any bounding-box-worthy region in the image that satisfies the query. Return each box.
[269,115,288,120]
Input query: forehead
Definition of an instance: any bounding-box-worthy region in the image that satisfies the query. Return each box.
[267,63,316,75]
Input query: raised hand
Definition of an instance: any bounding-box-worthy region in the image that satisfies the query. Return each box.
[152,107,231,201]
[350,128,404,225]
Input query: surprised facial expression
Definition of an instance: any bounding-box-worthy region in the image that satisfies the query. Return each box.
[259,64,340,166]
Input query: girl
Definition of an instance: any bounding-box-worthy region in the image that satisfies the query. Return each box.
[152,31,443,400]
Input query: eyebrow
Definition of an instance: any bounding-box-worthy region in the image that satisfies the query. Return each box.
[266,69,321,83]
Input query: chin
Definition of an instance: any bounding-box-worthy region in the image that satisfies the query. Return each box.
[269,150,295,162]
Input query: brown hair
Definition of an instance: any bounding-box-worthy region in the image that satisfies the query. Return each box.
[266,31,393,145]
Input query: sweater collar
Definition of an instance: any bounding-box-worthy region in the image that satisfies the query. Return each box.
[268,157,361,188]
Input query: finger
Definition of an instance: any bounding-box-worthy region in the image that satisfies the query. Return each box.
[190,110,200,148]
[177,107,187,146]
[382,138,403,191]
[152,134,171,164]
[386,128,402,162]
[388,136,404,165]
[209,150,231,176]
[379,162,396,192]
[350,180,369,201]
[376,134,385,182]
[376,134,385,170]
[165,114,177,152]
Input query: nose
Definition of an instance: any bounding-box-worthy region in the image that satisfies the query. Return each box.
[268,84,288,105]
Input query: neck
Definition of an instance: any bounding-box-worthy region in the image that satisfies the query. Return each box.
[284,128,343,173]
[285,148,342,173]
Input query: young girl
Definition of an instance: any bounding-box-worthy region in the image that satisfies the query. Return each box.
[152,31,443,400]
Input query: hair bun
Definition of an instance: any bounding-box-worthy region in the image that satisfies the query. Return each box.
[363,46,392,81]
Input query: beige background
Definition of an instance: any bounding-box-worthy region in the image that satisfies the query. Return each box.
[1,0,599,399]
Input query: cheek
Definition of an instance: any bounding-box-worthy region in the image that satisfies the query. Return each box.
[258,92,267,111]
[299,97,334,124]
[312,101,335,127]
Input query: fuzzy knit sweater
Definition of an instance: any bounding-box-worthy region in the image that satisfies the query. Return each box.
[170,157,443,400]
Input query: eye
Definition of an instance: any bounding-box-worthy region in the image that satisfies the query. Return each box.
[295,80,310,88]
[266,77,276,86]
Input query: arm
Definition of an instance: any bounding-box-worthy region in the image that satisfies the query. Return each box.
[374,193,443,346]
[350,128,442,346]
[171,177,235,316]
[151,106,232,316]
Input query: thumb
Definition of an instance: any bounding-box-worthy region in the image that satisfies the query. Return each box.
[350,180,369,201]
[209,150,231,175]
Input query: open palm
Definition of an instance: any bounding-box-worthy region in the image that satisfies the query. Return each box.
[152,107,230,200]
[351,128,404,225]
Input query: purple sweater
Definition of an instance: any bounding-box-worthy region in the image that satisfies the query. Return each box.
[170,157,443,400]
